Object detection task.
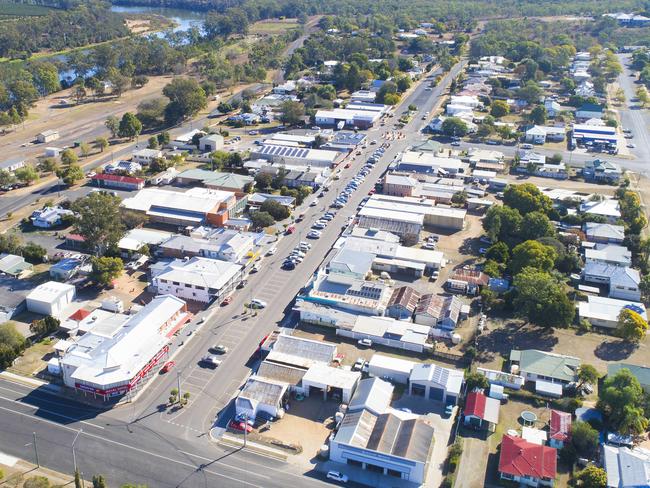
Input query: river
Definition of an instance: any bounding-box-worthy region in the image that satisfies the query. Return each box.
[110,4,205,33]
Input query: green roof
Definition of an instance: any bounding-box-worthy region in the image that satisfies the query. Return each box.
[178,169,253,189]
[411,140,441,153]
[510,349,580,383]
[607,363,650,388]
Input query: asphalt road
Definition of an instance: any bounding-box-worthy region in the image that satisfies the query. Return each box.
[0,61,465,486]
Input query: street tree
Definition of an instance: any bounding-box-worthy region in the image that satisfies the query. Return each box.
[91,256,124,287]
[38,157,58,174]
[441,117,468,137]
[512,267,574,327]
[162,78,207,125]
[616,308,649,342]
[118,112,142,140]
[95,137,109,152]
[71,192,125,255]
[60,148,78,166]
[0,169,16,188]
[79,142,91,158]
[249,211,275,229]
[92,475,107,488]
[105,115,120,138]
[577,364,599,388]
[56,165,84,186]
[14,165,38,185]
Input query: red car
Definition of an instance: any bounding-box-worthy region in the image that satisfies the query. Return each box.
[229,420,253,433]
[368,188,376,195]
[160,361,175,374]
[221,295,233,306]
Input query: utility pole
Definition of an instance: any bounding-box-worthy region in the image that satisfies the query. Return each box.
[243,413,248,447]
[176,371,182,404]
[33,432,40,467]
[72,428,82,472]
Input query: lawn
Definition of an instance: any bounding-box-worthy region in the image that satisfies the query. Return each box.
[0,1,55,19]
[250,19,300,34]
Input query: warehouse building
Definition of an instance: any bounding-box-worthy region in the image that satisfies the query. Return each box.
[250,144,341,168]
[26,281,76,317]
[408,363,463,405]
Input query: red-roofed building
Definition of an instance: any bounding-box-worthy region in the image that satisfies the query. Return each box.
[549,410,571,449]
[68,309,91,322]
[92,173,145,191]
[463,390,500,431]
[498,434,557,487]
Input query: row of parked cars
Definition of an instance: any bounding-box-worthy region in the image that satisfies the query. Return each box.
[282,241,312,270]
[331,151,380,209]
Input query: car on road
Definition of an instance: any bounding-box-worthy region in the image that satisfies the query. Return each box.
[451,140,461,146]
[326,471,348,483]
[236,280,248,289]
[282,260,296,270]
[624,133,634,139]
[309,200,318,207]
[307,230,322,239]
[249,299,267,309]
[250,263,261,273]
[627,143,636,148]
[221,295,233,306]
[248,130,259,135]
[160,361,175,373]
[344,163,351,168]
[210,344,228,354]
[358,338,373,347]
[229,420,253,433]
[266,246,277,256]
[199,355,222,368]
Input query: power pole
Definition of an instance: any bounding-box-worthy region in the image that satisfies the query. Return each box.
[33,432,40,467]
[177,371,182,404]
[243,413,248,447]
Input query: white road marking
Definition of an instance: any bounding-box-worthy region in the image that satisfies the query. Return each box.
[0,394,105,430]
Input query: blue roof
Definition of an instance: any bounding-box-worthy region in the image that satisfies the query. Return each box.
[52,258,83,272]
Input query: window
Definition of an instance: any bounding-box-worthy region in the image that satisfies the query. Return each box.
[501,473,514,480]
[196,286,205,290]
[172,281,180,286]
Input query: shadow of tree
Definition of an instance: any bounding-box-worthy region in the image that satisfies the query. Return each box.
[594,339,638,361]
[475,321,559,364]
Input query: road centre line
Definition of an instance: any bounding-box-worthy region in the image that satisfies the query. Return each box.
[0,393,105,430]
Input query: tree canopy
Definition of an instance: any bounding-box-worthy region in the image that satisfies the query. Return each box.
[512,267,574,327]
[598,369,649,435]
[71,192,125,256]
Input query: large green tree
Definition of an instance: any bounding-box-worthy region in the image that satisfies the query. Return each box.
[441,117,468,137]
[71,193,125,256]
[503,183,552,215]
[162,78,207,125]
[598,369,649,435]
[483,205,522,244]
[575,466,607,488]
[91,256,124,287]
[616,309,649,342]
[510,240,557,274]
[512,267,574,327]
[118,112,142,140]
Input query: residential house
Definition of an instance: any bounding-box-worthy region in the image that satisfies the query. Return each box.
[583,159,623,184]
[463,391,500,431]
[580,199,621,223]
[525,126,548,144]
[248,193,295,210]
[132,148,162,165]
[498,434,557,487]
[150,256,242,303]
[584,222,625,244]
[49,258,84,281]
[386,286,420,320]
[544,99,561,117]
[0,254,32,277]
[585,244,632,267]
[607,363,650,393]
[549,410,571,449]
[509,349,579,388]
[578,295,646,330]
[576,103,604,121]
[105,160,142,175]
[601,444,650,488]
[414,294,462,329]
[604,12,650,26]
[582,262,641,301]
[408,363,464,405]
[30,206,73,228]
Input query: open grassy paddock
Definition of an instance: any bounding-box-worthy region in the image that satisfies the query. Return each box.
[0,1,55,19]
[250,18,300,34]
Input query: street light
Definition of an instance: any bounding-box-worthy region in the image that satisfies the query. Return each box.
[72,428,83,472]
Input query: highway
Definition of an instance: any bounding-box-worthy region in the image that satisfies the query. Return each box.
[0,61,465,487]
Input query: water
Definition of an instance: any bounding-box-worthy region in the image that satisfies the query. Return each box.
[110,5,205,34]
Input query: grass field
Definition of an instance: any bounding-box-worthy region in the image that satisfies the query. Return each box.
[0,1,55,19]
[250,19,300,34]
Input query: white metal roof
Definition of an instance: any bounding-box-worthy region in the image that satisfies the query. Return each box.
[27,281,75,303]
[578,295,647,323]
[368,354,416,375]
[302,363,360,390]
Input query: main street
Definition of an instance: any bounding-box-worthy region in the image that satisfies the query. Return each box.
[0,60,465,487]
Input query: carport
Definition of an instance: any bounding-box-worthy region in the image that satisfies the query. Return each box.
[301,363,360,403]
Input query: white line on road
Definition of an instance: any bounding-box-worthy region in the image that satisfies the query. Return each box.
[0,393,105,430]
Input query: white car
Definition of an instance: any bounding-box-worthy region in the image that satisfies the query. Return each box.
[326,471,348,483]
[309,201,318,207]
[307,230,321,239]
[266,247,277,256]
[358,338,372,347]
[249,299,267,309]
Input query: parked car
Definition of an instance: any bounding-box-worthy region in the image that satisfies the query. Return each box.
[160,361,175,373]
[249,299,267,309]
[229,420,253,433]
[326,471,348,483]
[210,344,228,354]
[358,338,372,347]
[236,280,248,289]
[282,261,296,270]
[266,247,277,256]
[221,295,233,306]
[199,355,222,368]
[307,230,321,239]
[352,357,365,371]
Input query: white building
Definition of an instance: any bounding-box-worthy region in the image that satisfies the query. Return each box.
[235,376,288,420]
[37,130,59,143]
[251,144,341,168]
[408,363,464,404]
[578,295,647,330]
[367,354,415,384]
[26,281,75,317]
[582,262,641,301]
[59,295,189,399]
[585,244,632,267]
[301,363,360,403]
[30,206,74,228]
[602,444,650,488]
[581,199,621,223]
[132,148,163,165]
[150,257,242,303]
[199,134,224,153]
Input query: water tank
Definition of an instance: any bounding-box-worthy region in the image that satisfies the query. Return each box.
[335,412,345,424]
[319,444,330,459]
[451,333,462,344]
[510,364,520,374]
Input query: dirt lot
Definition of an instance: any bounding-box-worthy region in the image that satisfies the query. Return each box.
[475,317,650,375]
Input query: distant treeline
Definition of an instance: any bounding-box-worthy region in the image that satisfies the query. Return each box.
[0,1,128,58]
[110,0,648,22]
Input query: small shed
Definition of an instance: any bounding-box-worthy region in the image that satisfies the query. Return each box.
[235,376,287,420]
[535,380,563,398]
[463,391,500,431]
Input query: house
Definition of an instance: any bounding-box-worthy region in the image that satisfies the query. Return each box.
[578,295,647,330]
[367,354,415,384]
[463,391,500,431]
[132,148,163,165]
[199,134,224,153]
[150,257,242,304]
[408,363,464,404]
[544,99,561,117]
[584,222,625,244]
[583,159,623,184]
[509,349,579,387]
[248,192,295,210]
[0,254,32,277]
[386,286,420,320]
[607,363,650,393]
[582,262,641,301]
[30,206,74,228]
[576,103,604,121]
[522,427,548,446]
[602,444,650,488]
[348,377,393,416]
[414,294,463,329]
[498,434,557,487]
[604,12,650,26]
[26,281,75,317]
[49,258,84,281]
[525,126,548,144]
[549,410,571,449]
[37,130,59,143]
[580,199,621,223]
[235,376,288,420]
[92,173,145,191]
[59,295,189,400]
[105,160,142,175]
[0,157,26,173]
[585,244,632,267]
[330,409,435,484]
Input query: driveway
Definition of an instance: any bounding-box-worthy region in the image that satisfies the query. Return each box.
[455,436,489,488]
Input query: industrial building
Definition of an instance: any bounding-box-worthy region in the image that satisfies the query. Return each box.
[250,144,341,168]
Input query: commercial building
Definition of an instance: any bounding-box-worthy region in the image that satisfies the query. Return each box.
[367,354,415,384]
[235,376,288,420]
[397,152,468,176]
[578,295,646,329]
[386,286,420,320]
[363,194,466,231]
[59,295,190,400]
[573,124,618,149]
[198,134,224,152]
[408,363,463,405]
[150,257,242,304]
[314,105,386,129]
[337,315,430,353]
[301,363,360,403]
[251,144,341,168]
[463,391,500,431]
[498,435,557,487]
[121,187,244,228]
[348,377,393,416]
[414,294,463,329]
[26,281,75,317]
[91,173,145,191]
[159,228,256,263]
[330,409,435,484]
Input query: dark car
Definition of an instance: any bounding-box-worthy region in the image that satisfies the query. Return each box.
[236,280,248,289]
